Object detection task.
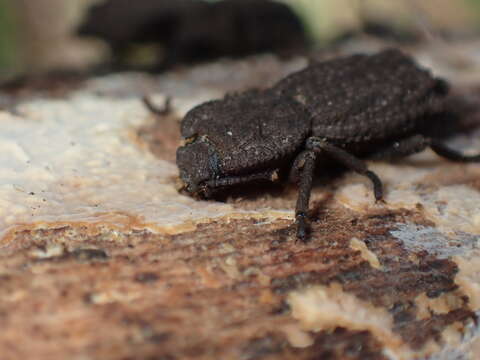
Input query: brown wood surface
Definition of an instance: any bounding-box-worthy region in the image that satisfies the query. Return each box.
[1,53,480,360]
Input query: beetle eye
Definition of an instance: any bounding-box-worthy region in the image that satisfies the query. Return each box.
[182,135,197,146]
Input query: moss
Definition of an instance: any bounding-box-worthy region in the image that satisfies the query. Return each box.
[0,0,19,78]
[466,0,480,21]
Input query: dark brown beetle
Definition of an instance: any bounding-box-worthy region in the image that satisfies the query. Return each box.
[176,49,480,240]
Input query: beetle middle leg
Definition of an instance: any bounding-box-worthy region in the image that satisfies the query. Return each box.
[369,134,480,162]
[305,137,384,202]
[292,137,384,242]
[429,139,480,162]
[369,135,430,160]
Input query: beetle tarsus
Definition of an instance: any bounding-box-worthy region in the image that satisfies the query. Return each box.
[293,150,317,242]
[365,170,384,202]
[295,212,309,242]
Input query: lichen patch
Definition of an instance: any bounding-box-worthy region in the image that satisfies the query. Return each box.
[389,223,479,259]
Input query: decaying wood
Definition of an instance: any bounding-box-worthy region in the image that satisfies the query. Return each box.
[0,52,479,360]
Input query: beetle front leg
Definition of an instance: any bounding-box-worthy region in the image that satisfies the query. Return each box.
[292,150,317,242]
[202,169,279,197]
[306,137,384,202]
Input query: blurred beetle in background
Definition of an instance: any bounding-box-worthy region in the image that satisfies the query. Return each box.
[77,0,308,70]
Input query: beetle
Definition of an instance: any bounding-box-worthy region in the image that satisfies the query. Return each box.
[176,49,480,241]
[77,0,307,70]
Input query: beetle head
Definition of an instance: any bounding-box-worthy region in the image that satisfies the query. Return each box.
[176,90,310,197]
[176,136,221,196]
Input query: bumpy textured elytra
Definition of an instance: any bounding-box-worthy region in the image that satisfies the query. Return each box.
[176,49,480,241]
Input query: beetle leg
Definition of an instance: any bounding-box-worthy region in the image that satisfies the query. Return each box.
[429,138,480,162]
[305,137,383,202]
[142,95,172,116]
[369,134,480,162]
[202,169,279,197]
[292,150,317,242]
[369,135,430,160]
[290,149,313,182]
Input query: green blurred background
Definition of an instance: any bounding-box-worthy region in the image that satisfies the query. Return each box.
[1,0,480,79]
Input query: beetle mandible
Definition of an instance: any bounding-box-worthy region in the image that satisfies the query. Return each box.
[176,49,480,241]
